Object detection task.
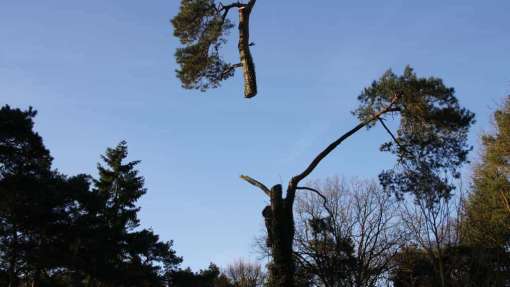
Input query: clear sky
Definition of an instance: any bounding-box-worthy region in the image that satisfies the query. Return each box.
[1,0,509,270]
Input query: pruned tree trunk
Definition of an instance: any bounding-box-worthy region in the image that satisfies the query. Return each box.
[242,95,401,287]
[263,184,295,287]
[238,6,257,98]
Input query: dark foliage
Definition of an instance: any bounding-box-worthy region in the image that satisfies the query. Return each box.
[391,245,510,287]
[0,105,181,286]
[355,66,475,203]
[168,263,233,287]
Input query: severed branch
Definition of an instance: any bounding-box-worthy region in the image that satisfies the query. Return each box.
[290,94,402,189]
[240,175,271,196]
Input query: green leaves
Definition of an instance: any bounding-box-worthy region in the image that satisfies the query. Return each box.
[172,0,235,91]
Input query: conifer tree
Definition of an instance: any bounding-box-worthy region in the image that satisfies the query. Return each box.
[90,141,181,286]
[0,105,53,286]
[95,141,146,233]
[463,96,510,247]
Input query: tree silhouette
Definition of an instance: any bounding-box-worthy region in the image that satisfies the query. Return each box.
[168,263,233,287]
[0,105,52,286]
[86,141,182,286]
[0,109,182,286]
[241,67,474,287]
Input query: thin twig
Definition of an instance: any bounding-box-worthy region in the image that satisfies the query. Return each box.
[296,186,334,218]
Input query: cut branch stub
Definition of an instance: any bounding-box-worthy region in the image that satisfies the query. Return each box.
[240,175,270,196]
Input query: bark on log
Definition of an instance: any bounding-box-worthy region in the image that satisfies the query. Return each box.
[238,6,257,98]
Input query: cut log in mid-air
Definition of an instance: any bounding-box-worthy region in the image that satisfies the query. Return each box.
[172,0,258,98]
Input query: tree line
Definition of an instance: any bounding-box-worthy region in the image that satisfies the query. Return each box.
[0,105,275,287]
[2,95,509,286]
[1,0,508,286]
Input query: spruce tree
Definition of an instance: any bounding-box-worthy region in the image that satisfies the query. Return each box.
[91,141,181,286]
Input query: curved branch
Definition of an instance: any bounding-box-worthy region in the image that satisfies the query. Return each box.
[296,186,334,218]
[290,94,402,188]
[240,175,270,196]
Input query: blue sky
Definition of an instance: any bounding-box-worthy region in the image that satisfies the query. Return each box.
[1,0,509,270]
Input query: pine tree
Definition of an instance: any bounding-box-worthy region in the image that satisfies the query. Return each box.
[463,96,510,247]
[172,0,258,98]
[0,105,53,286]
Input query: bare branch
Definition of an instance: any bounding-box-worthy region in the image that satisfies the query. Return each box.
[378,117,414,158]
[240,175,270,196]
[291,94,402,188]
[296,186,334,217]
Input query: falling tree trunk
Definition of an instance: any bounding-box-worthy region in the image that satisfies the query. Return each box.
[238,6,257,99]
[263,184,295,287]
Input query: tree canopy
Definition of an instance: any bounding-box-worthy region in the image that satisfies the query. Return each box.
[354,67,475,202]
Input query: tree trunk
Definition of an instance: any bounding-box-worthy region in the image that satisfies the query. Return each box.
[263,184,295,287]
[8,225,18,287]
[238,6,257,98]
[32,267,42,287]
[437,256,446,287]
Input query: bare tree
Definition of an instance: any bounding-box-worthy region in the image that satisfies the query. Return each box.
[225,259,266,287]
[398,193,462,287]
[294,178,404,287]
